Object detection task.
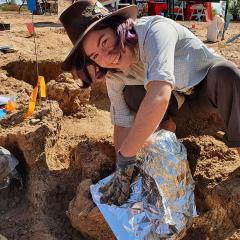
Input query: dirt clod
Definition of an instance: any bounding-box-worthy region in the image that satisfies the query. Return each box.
[47,73,91,115]
[67,179,115,240]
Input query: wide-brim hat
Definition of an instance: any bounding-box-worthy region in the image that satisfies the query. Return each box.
[59,0,138,71]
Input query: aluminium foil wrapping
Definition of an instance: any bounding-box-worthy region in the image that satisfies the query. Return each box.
[91,130,197,240]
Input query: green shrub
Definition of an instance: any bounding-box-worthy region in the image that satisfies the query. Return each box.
[229,0,240,20]
[212,8,218,17]
[0,3,19,11]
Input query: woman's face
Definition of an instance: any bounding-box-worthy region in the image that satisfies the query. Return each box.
[82,27,134,69]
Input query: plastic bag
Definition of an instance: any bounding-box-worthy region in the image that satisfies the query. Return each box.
[0,146,19,185]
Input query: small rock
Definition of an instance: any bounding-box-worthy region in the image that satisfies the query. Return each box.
[29,118,41,125]
[215,131,225,140]
[0,234,8,240]
[0,73,8,80]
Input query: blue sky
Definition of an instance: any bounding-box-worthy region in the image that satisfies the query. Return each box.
[0,0,22,3]
[213,2,223,14]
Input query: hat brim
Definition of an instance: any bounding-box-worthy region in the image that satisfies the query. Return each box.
[61,5,138,71]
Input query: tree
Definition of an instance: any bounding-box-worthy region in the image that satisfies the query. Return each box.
[228,0,240,20]
[212,8,218,16]
[5,0,16,4]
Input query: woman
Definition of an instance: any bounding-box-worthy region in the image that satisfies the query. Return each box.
[60,0,240,205]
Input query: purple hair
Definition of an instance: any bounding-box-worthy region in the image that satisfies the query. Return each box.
[115,18,138,50]
[96,15,138,52]
[74,15,138,88]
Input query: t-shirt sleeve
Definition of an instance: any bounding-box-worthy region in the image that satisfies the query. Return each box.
[143,21,179,88]
[106,72,135,128]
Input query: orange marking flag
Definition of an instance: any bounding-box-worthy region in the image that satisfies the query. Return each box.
[26,22,35,36]
[25,76,46,118]
[39,76,46,98]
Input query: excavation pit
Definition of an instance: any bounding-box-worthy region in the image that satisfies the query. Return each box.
[3,60,63,86]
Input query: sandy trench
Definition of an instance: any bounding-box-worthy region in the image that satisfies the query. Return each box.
[0,11,240,240]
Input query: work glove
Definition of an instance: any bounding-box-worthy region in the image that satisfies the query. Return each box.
[99,151,135,206]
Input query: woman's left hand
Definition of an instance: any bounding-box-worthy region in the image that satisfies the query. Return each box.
[99,163,134,206]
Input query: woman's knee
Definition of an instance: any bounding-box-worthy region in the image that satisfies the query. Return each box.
[208,61,240,85]
[207,61,240,103]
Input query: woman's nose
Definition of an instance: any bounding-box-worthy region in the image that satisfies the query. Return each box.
[98,48,111,65]
[101,45,112,56]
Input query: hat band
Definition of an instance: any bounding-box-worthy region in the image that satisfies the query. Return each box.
[82,2,110,18]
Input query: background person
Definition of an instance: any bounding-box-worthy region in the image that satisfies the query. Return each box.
[207,14,225,42]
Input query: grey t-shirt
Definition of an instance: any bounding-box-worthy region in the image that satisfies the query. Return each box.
[106,15,223,128]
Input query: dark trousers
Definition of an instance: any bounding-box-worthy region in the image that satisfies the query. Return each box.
[123,61,240,148]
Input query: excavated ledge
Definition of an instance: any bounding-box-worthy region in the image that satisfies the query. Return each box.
[3,60,63,86]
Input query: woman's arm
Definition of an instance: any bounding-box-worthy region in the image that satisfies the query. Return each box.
[114,125,130,152]
[117,20,178,157]
[119,81,172,157]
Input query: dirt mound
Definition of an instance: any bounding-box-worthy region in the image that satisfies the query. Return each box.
[0,100,62,167]
[0,133,114,240]
[67,179,115,240]
[72,138,115,182]
[47,72,91,115]
[66,133,240,240]
[46,73,109,115]
[183,135,240,240]
[0,75,63,167]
